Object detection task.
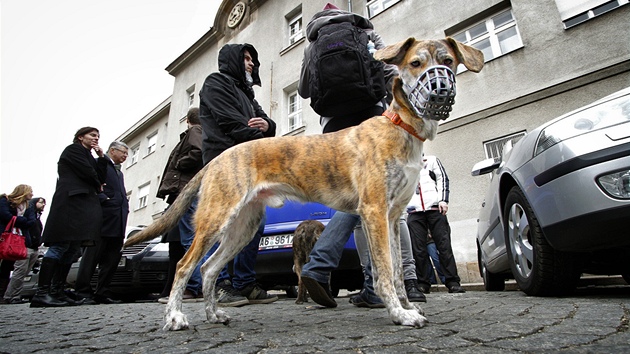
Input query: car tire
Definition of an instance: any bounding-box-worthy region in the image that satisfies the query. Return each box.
[285,285,298,298]
[477,243,505,291]
[504,186,580,296]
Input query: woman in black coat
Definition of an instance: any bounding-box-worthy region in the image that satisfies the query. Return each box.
[30,127,107,308]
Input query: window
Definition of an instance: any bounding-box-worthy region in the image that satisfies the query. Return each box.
[451,9,523,68]
[367,0,401,18]
[288,14,303,45]
[128,144,140,167]
[555,0,629,29]
[483,132,526,160]
[137,184,150,210]
[186,85,195,109]
[146,132,158,155]
[287,91,302,131]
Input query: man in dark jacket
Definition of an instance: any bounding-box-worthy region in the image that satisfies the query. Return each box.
[155,107,204,302]
[191,43,277,306]
[75,141,129,304]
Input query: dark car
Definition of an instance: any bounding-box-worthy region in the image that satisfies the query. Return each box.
[255,201,363,296]
[472,87,630,296]
[21,226,169,300]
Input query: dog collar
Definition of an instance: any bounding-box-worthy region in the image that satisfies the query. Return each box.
[383,110,426,142]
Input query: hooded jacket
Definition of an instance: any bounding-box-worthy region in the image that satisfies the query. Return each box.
[199,43,276,164]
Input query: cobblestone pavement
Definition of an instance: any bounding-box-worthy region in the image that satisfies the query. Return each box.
[0,285,628,353]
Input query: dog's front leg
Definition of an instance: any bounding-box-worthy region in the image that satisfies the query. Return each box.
[362,208,427,328]
[389,215,413,310]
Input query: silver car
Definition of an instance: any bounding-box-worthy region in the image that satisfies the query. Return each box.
[472,87,630,296]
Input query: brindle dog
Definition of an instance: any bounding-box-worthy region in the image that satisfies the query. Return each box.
[125,37,483,331]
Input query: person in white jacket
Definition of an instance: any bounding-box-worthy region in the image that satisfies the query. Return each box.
[407,155,465,294]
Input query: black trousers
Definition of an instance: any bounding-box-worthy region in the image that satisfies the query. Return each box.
[75,237,123,297]
[407,211,461,288]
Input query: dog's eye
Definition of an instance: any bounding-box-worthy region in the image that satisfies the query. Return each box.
[443,58,454,66]
[410,60,421,67]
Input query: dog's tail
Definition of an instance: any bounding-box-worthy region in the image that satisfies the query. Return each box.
[123,163,209,248]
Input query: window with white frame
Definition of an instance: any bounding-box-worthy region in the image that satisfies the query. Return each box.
[367,0,401,18]
[483,131,526,160]
[555,0,628,29]
[287,90,302,131]
[450,9,523,70]
[146,132,158,155]
[288,12,303,45]
[186,85,195,109]
[128,144,140,167]
[137,183,150,210]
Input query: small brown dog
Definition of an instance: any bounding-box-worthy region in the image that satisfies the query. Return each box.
[292,220,325,304]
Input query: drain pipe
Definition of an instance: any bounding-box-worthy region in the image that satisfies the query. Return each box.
[347,0,352,13]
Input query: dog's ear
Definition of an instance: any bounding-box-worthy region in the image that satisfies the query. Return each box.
[446,37,484,73]
[374,37,416,66]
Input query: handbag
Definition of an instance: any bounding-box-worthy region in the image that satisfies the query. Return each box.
[0,216,28,261]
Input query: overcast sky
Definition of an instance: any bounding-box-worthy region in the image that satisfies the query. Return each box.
[1,0,221,206]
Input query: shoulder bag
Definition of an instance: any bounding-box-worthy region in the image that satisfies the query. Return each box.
[0,216,28,261]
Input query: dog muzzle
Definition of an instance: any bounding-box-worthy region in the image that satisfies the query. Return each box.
[405,65,456,120]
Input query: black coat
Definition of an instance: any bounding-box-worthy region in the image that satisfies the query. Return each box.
[199,43,276,164]
[98,156,129,238]
[42,143,107,244]
[156,125,203,205]
[0,196,36,248]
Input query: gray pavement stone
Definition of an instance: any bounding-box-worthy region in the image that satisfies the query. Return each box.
[0,286,628,353]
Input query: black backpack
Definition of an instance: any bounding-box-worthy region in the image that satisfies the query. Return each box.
[307,22,387,117]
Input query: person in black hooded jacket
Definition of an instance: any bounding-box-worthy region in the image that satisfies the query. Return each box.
[176,43,277,307]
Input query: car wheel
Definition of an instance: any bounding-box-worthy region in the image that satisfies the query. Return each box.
[477,243,505,291]
[285,285,298,298]
[504,186,580,296]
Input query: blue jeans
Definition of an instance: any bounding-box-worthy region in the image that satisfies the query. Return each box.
[44,242,82,265]
[427,242,446,284]
[212,217,265,290]
[301,211,360,283]
[180,198,266,294]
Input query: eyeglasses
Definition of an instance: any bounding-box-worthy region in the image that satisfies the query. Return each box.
[113,148,129,155]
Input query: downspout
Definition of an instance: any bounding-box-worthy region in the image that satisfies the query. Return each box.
[347,0,352,13]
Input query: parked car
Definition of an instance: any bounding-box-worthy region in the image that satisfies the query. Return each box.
[21,226,169,300]
[472,87,630,296]
[255,201,363,296]
[21,203,364,300]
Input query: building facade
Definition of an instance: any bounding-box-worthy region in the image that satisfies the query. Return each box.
[117,0,630,281]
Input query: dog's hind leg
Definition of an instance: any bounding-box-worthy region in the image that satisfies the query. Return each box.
[362,206,427,328]
[198,200,266,325]
[163,214,215,331]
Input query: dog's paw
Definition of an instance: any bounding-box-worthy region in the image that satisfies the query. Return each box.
[412,303,425,315]
[208,309,231,325]
[390,308,428,328]
[163,311,189,331]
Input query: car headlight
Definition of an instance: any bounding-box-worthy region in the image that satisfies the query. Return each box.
[535,93,630,156]
[597,169,630,199]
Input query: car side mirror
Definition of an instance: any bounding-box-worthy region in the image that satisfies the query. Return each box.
[471,158,501,176]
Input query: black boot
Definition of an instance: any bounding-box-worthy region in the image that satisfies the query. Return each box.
[30,258,69,308]
[51,263,84,306]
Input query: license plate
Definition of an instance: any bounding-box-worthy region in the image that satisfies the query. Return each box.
[259,234,293,250]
